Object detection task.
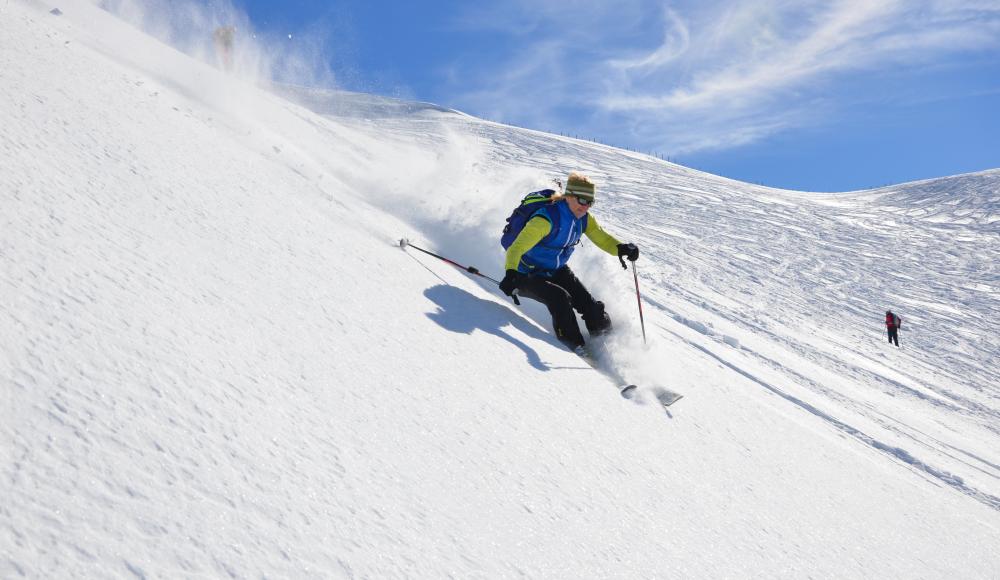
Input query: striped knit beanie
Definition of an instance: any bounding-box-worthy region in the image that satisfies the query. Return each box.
[565,173,596,202]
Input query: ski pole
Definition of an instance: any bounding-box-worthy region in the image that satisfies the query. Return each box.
[632,262,647,344]
[399,238,519,305]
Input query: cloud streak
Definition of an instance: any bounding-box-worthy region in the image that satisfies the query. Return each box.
[447,0,1000,156]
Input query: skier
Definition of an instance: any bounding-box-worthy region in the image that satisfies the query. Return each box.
[213,25,236,71]
[498,173,640,355]
[885,310,901,347]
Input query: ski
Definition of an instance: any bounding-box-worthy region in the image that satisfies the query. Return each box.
[575,349,683,408]
[620,384,684,407]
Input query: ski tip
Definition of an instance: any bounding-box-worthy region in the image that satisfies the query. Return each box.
[656,392,683,407]
[621,385,683,407]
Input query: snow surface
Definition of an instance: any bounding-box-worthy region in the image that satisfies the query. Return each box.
[2,1,999,578]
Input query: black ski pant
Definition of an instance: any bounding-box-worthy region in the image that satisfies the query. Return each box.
[516,266,611,349]
[887,327,899,347]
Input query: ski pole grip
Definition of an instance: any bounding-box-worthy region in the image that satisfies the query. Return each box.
[619,255,627,270]
[512,290,520,306]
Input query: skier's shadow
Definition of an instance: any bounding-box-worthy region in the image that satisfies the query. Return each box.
[423,284,560,371]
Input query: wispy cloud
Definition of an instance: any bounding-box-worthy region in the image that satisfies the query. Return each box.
[607,7,689,72]
[447,0,1000,156]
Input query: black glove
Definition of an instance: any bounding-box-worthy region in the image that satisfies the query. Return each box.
[617,243,639,262]
[499,269,522,296]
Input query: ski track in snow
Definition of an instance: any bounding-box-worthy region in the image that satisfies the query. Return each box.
[668,326,1000,510]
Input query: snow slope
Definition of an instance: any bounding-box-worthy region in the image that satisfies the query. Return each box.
[3,1,999,578]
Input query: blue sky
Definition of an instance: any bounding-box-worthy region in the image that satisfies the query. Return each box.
[226,0,1000,192]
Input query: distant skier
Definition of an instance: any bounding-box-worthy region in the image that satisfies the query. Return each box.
[213,25,236,71]
[498,172,640,355]
[885,310,901,347]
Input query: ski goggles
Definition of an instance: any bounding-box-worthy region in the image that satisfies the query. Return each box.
[573,195,594,206]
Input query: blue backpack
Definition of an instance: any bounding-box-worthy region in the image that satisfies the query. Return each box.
[500,189,558,249]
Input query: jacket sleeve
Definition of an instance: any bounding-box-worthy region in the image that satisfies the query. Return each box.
[583,214,622,255]
[504,216,551,271]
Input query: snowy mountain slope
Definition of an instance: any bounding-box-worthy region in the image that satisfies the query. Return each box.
[314,91,1000,506]
[3,1,999,578]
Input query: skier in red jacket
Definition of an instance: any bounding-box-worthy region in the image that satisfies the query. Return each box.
[885,310,901,347]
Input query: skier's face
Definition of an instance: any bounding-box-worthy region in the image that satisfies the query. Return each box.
[567,195,592,218]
